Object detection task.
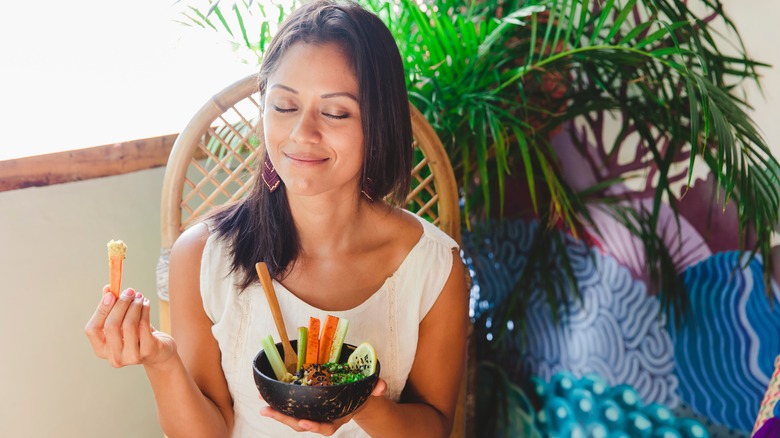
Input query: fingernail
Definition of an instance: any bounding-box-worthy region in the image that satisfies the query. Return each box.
[299,422,311,430]
[123,289,135,298]
[143,298,150,306]
[102,293,114,306]
[135,292,143,300]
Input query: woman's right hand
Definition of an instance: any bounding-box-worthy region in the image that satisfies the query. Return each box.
[85,285,176,368]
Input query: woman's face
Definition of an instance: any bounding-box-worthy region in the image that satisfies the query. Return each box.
[263,42,364,199]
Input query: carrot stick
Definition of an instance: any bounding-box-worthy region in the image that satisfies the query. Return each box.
[107,240,127,298]
[305,317,320,365]
[318,315,339,364]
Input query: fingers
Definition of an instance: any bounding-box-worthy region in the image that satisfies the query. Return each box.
[86,285,161,369]
[138,296,164,364]
[371,378,387,397]
[84,287,116,358]
[102,288,136,366]
[260,408,332,435]
[260,407,344,436]
[350,378,386,424]
[139,296,155,343]
[121,292,145,363]
[260,407,305,432]
[296,419,340,436]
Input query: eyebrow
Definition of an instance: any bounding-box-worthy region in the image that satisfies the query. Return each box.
[269,84,358,102]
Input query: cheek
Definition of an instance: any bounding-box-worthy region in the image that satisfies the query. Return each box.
[262,113,289,148]
[348,142,366,174]
[352,134,365,161]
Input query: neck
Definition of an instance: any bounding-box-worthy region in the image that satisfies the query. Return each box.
[287,192,384,258]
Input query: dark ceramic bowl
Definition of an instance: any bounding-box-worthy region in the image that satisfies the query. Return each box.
[253,340,380,422]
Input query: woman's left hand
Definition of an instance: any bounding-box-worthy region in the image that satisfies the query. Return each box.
[260,378,387,435]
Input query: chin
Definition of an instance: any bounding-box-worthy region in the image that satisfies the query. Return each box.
[285,185,327,198]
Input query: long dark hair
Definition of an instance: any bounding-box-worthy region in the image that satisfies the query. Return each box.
[208,0,413,289]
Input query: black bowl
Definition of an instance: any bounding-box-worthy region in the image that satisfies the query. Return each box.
[253,340,380,422]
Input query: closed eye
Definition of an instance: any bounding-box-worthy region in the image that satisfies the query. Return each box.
[323,113,349,120]
[272,105,296,113]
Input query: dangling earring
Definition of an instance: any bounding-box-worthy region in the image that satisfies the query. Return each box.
[361,177,376,202]
[261,155,281,192]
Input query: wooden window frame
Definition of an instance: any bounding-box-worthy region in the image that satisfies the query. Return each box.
[0,134,178,192]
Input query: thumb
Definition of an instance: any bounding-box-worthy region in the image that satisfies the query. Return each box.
[371,378,387,397]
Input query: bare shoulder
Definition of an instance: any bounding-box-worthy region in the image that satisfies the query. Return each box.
[171,222,210,257]
[380,206,424,241]
[169,222,211,298]
[349,206,424,284]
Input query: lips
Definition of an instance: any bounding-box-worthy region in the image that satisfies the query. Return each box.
[284,152,329,164]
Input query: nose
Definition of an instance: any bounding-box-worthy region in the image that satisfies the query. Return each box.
[290,110,321,144]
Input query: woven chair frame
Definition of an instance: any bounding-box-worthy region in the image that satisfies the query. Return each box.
[157,74,470,437]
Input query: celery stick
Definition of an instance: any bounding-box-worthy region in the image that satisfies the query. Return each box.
[296,326,308,372]
[327,318,349,363]
[260,334,287,380]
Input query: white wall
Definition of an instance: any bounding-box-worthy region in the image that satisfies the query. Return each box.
[0,169,164,437]
[723,1,780,158]
[704,1,780,243]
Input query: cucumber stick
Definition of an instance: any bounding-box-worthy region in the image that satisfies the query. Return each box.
[260,334,287,380]
[327,318,349,363]
[296,327,308,371]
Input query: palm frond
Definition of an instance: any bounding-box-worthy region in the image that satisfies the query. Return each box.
[511,0,780,299]
[174,0,294,64]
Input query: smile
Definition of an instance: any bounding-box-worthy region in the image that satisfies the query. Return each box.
[284,153,329,165]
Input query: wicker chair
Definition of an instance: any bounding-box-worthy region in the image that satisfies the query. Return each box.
[156,74,473,437]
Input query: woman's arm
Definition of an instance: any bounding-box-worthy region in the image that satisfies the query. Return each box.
[353,247,469,437]
[85,222,234,437]
[146,223,235,437]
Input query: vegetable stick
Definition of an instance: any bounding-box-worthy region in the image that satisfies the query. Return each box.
[260,334,287,380]
[327,317,349,363]
[296,327,307,372]
[318,315,339,364]
[306,317,320,365]
[106,240,127,298]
